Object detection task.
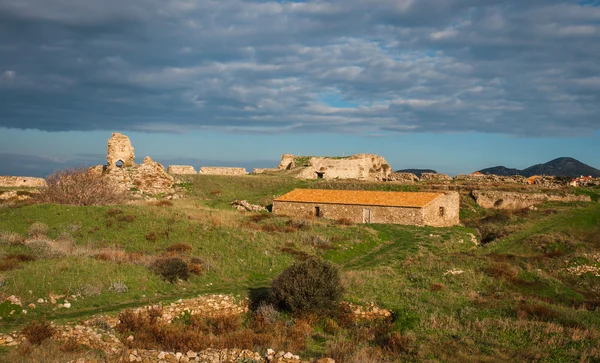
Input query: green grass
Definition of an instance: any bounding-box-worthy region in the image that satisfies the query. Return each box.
[1,175,600,361]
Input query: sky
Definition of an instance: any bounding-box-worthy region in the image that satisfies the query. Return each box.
[0,0,599,177]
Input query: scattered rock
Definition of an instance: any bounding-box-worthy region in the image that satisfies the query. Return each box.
[232,200,267,212]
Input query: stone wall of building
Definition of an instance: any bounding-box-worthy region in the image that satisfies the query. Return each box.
[167,165,197,175]
[272,201,424,225]
[472,190,591,210]
[422,192,460,227]
[199,167,248,175]
[0,176,47,188]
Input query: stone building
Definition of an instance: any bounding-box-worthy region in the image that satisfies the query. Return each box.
[273,189,459,227]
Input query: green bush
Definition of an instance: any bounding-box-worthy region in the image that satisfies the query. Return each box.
[271,259,344,315]
[151,257,190,283]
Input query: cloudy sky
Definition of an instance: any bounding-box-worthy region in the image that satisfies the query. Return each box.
[1,0,599,176]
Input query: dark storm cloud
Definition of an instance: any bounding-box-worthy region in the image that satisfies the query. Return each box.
[0,0,599,136]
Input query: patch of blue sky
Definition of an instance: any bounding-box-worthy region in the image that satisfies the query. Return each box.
[317,92,362,109]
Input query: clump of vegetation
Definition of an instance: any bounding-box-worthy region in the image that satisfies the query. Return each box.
[271,259,344,315]
[166,243,193,254]
[21,317,55,345]
[151,257,190,283]
[28,222,48,239]
[35,167,128,206]
[0,231,24,245]
[109,281,129,293]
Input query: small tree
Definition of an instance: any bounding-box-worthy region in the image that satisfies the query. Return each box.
[36,167,128,206]
[271,259,344,315]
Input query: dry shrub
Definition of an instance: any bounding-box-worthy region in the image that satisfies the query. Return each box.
[210,190,222,196]
[59,337,80,352]
[248,214,273,223]
[188,262,203,275]
[484,262,518,281]
[166,243,193,254]
[323,318,340,335]
[385,332,416,354]
[0,257,21,271]
[254,303,282,328]
[153,200,173,207]
[22,317,55,345]
[287,219,311,230]
[117,214,136,223]
[190,314,242,335]
[151,257,190,282]
[430,283,445,292]
[28,222,48,239]
[106,208,123,217]
[145,231,159,242]
[36,167,128,206]
[93,249,146,264]
[301,235,332,249]
[335,218,354,226]
[0,253,36,271]
[326,338,357,362]
[515,303,560,321]
[0,230,25,245]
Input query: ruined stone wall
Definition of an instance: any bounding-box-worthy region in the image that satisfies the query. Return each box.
[167,165,197,175]
[0,176,47,188]
[420,173,452,181]
[295,154,391,181]
[453,174,528,184]
[472,190,591,210]
[272,201,425,225]
[252,168,280,174]
[106,133,135,169]
[278,154,296,170]
[422,192,460,227]
[386,172,419,184]
[199,167,248,175]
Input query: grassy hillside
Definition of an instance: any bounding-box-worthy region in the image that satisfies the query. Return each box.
[1,175,599,361]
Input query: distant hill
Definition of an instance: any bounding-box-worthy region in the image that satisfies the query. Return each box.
[478,166,521,176]
[395,169,437,177]
[479,157,600,178]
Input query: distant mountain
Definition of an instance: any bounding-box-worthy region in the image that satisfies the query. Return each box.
[478,166,521,176]
[478,157,600,178]
[396,169,437,177]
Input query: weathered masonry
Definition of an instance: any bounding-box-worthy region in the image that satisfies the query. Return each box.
[273,189,460,227]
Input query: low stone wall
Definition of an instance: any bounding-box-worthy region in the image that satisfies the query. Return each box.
[0,176,47,188]
[199,167,248,176]
[472,190,591,209]
[167,165,197,175]
[253,168,280,174]
[386,172,419,184]
[421,173,452,181]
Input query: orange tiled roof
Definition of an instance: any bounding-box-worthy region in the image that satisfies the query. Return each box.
[274,189,444,208]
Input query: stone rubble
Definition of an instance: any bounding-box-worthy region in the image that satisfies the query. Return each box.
[231,200,267,212]
[0,294,342,362]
